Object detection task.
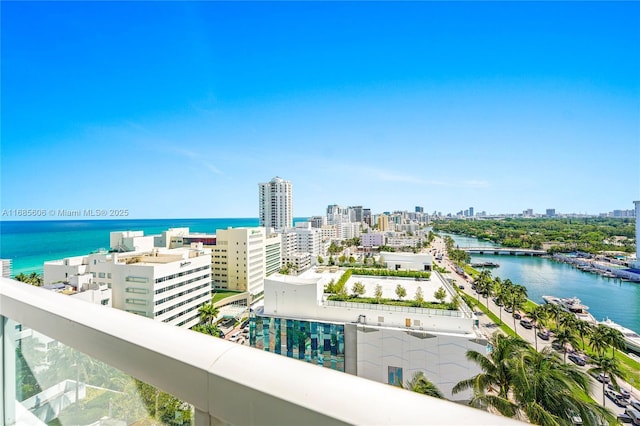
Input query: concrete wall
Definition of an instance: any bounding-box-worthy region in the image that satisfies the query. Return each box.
[354,325,486,401]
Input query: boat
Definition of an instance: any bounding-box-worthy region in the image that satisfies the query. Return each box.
[470,262,500,268]
[599,318,640,354]
[542,295,597,324]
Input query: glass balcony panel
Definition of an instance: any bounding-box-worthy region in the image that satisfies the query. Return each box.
[4,319,192,426]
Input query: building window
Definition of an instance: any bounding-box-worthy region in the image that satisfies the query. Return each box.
[388,366,403,386]
[98,272,106,278]
[126,287,148,294]
[126,276,149,283]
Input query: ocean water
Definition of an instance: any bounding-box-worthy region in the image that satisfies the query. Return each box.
[0,218,262,275]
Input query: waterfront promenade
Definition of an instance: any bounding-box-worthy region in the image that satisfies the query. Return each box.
[432,236,639,418]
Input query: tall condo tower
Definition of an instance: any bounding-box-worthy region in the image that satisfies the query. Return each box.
[259,176,293,231]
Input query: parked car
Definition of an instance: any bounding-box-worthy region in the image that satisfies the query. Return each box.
[519,319,533,329]
[617,412,633,423]
[606,390,628,407]
[608,384,632,399]
[505,306,513,313]
[629,399,640,411]
[566,410,583,426]
[568,353,586,366]
[595,373,611,383]
[458,284,465,290]
[626,407,640,425]
[552,340,563,350]
[513,312,522,320]
[537,329,551,340]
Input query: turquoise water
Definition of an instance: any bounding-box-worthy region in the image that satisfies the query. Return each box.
[445,233,640,334]
[0,218,263,275]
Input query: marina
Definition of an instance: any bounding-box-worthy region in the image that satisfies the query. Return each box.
[444,233,640,339]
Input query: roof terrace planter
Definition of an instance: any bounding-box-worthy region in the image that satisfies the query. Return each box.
[324,298,463,317]
[326,295,459,312]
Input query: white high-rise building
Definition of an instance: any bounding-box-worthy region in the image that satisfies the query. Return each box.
[259,176,293,231]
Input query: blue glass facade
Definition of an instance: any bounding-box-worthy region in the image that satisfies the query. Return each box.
[249,315,345,371]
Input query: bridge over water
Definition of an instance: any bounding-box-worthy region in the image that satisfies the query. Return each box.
[460,247,546,256]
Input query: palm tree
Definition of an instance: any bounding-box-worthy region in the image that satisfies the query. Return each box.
[573,320,593,351]
[589,324,611,357]
[603,326,626,360]
[452,332,527,416]
[475,269,493,305]
[404,371,444,399]
[543,302,562,331]
[14,272,28,282]
[557,311,578,332]
[198,302,220,326]
[512,347,609,425]
[493,277,506,325]
[527,305,548,351]
[506,284,527,335]
[588,355,623,406]
[28,272,43,286]
[552,327,578,363]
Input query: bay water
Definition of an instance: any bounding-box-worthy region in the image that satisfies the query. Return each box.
[445,233,640,334]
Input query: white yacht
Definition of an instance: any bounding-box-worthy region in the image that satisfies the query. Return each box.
[542,295,597,324]
[599,318,640,354]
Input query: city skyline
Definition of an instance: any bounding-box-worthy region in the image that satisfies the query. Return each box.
[1,2,639,219]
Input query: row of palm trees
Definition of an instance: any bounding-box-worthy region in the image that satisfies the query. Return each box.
[13,272,43,286]
[399,266,630,423]
[473,270,528,334]
[453,332,611,425]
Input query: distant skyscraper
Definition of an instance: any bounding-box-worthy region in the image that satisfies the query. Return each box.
[415,206,424,213]
[468,207,474,217]
[546,209,556,217]
[363,208,372,226]
[349,206,364,223]
[377,214,389,231]
[259,176,293,231]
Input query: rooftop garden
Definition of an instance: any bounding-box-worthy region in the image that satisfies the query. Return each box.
[324,269,458,310]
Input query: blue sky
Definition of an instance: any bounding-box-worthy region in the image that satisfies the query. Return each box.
[2,1,639,219]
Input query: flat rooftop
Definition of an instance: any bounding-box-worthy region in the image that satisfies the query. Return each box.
[299,267,451,303]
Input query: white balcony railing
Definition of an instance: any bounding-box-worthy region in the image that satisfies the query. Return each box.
[0,277,522,425]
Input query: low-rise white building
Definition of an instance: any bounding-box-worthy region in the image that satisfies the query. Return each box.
[361,232,385,247]
[252,269,482,400]
[381,252,432,271]
[44,243,212,329]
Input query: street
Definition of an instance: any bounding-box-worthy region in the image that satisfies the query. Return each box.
[431,236,638,418]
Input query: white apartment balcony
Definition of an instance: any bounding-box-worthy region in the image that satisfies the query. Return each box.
[0,277,522,425]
